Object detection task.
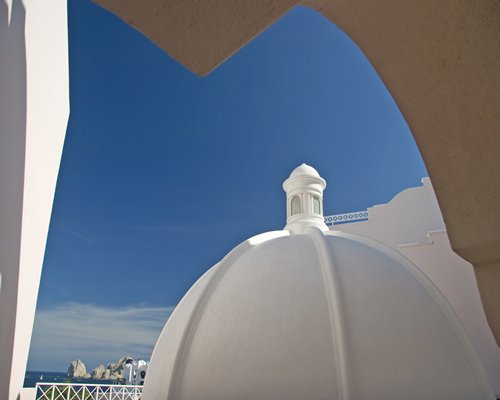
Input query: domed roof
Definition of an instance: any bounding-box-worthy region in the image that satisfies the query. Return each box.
[143,228,493,400]
[142,165,493,400]
[289,163,321,178]
[284,163,326,192]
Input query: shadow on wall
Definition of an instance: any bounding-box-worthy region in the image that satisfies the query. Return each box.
[0,0,26,399]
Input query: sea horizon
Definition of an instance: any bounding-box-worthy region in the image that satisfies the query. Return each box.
[24,370,120,388]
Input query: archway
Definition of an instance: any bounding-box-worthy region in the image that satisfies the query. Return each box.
[94,0,500,343]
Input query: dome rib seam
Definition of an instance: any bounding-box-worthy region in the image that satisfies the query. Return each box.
[167,246,248,399]
[307,227,352,400]
[166,231,288,399]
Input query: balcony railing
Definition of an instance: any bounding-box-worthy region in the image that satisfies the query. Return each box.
[35,383,142,400]
[324,210,369,226]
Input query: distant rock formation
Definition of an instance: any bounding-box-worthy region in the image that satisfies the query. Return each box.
[67,360,91,379]
[90,356,132,380]
[68,356,137,381]
[90,364,107,379]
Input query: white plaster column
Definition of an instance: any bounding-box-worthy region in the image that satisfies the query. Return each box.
[0,1,69,399]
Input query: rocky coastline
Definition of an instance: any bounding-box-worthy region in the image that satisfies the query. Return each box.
[67,356,132,381]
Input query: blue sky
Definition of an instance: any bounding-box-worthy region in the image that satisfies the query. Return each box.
[27,1,427,372]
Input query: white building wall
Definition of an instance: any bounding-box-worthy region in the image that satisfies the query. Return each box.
[0,2,69,400]
[329,178,445,246]
[327,178,500,395]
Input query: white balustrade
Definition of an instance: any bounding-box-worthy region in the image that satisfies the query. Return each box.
[35,382,142,400]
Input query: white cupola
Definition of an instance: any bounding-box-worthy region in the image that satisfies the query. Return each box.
[283,163,328,234]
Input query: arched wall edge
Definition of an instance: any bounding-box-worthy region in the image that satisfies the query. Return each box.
[94,0,500,344]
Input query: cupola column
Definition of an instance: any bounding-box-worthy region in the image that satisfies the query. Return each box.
[283,163,328,234]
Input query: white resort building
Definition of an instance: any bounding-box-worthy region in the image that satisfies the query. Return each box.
[141,164,497,400]
[122,359,149,386]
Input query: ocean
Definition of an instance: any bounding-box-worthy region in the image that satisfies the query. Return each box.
[24,371,119,388]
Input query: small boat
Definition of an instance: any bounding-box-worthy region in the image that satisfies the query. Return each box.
[39,374,43,380]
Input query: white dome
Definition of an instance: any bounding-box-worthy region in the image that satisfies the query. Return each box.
[143,228,493,400]
[288,163,322,179]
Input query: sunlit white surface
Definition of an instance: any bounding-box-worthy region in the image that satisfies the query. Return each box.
[143,169,494,400]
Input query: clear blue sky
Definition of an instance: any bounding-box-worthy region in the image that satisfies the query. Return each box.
[27,1,427,372]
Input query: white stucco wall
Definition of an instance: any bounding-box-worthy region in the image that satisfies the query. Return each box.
[330,178,445,246]
[0,1,69,400]
[330,179,500,395]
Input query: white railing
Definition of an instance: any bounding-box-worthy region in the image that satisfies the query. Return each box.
[324,210,369,226]
[35,383,142,400]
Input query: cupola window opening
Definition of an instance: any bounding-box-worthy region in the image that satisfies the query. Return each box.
[291,196,301,216]
[312,195,321,215]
